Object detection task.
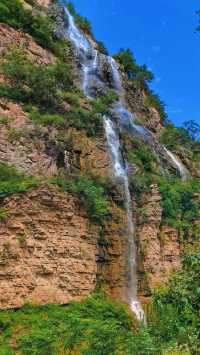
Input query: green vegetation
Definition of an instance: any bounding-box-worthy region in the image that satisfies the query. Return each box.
[91,90,118,115]
[160,122,200,162]
[158,177,200,231]
[113,48,154,83]
[0,50,72,108]
[67,1,92,34]
[97,41,109,55]
[145,90,166,121]
[67,1,108,54]
[52,174,108,223]
[0,293,160,355]
[2,261,200,355]
[0,162,37,199]
[0,50,104,137]
[113,48,167,121]
[0,207,8,221]
[0,0,70,58]
[126,137,159,195]
[148,252,200,353]
[128,138,157,173]
[126,132,199,234]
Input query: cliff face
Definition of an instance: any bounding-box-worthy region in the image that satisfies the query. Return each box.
[0,185,99,309]
[0,0,199,310]
[136,185,181,297]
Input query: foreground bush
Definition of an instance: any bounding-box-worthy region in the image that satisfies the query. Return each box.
[149,253,200,353]
[0,293,159,355]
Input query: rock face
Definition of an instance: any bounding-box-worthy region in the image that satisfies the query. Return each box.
[0,99,58,176]
[136,185,181,296]
[123,75,163,136]
[0,185,99,309]
[0,0,198,312]
[35,0,51,7]
[0,24,54,65]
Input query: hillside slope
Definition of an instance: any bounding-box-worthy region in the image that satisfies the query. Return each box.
[0,0,199,353]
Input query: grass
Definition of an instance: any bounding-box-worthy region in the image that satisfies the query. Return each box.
[0,293,159,355]
[0,161,37,199]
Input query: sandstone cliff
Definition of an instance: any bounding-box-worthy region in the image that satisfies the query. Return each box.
[0,0,199,311]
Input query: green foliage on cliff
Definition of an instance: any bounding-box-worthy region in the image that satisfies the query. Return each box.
[160,122,200,163]
[0,50,72,108]
[1,260,200,354]
[52,174,109,223]
[149,252,200,353]
[0,0,69,58]
[158,177,200,231]
[114,48,154,83]
[0,50,103,137]
[97,41,109,55]
[145,90,167,121]
[67,1,92,34]
[113,49,167,121]
[0,162,37,199]
[128,138,157,173]
[0,293,160,355]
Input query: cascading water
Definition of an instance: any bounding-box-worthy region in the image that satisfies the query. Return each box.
[61,1,187,321]
[163,147,188,181]
[103,117,145,321]
[62,3,145,321]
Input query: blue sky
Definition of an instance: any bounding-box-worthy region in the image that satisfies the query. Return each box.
[72,0,200,127]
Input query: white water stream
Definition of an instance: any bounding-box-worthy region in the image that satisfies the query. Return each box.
[61,2,187,322]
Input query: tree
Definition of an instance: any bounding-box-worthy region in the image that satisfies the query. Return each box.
[183,120,200,141]
[113,48,154,82]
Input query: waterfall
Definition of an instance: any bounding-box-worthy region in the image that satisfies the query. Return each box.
[103,117,145,321]
[163,147,188,181]
[61,1,187,321]
[62,3,145,321]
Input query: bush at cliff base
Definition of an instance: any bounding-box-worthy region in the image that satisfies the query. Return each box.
[0,293,158,354]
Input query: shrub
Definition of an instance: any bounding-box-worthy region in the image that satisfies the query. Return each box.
[0,293,161,354]
[52,174,108,223]
[65,106,103,137]
[0,162,37,199]
[7,128,24,143]
[128,140,157,173]
[157,176,200,230]
[0,50,72,108]
[97,41,109,55]
[113,48,154,83]
[28,107,66,128]
[149,252,200,352]
[160,122,191,150]
[0,208,8,221]
[0,84,28,102]
[0,0,69,56]
[145,90,167,121]
[91,90,118,115]
[0,116,9,125]
[67,1,92,34]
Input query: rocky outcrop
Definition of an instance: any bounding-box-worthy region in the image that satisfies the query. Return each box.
[0,185,99,309]
[97,203,129,301]
[0,99,58,176]
[136,185,182,296]
[123,75,163,136]
[35,0,51,7]
[0,23,54,65]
